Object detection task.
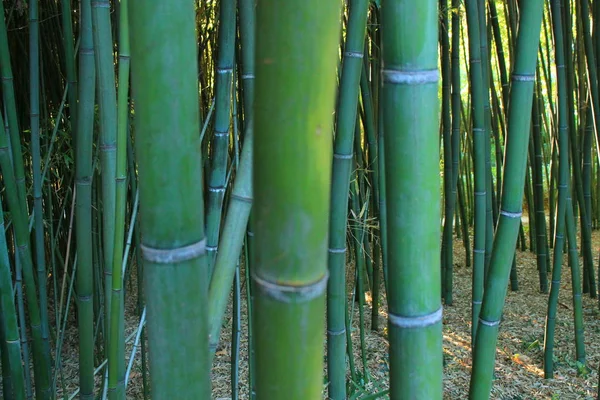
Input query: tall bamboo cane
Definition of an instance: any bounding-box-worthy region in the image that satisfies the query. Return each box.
[253,0,341,397]
[129,0,210,396]
[381,1,442,398]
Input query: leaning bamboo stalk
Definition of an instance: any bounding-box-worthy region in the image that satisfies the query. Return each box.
[469,1,544,397]
[326,0,369,398]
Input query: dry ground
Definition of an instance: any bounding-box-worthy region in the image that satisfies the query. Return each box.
[25,229,600,399]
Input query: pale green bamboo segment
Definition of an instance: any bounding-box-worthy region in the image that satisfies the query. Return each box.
[108,0,130,398]
[129,0,210,397]
[381,1,442,398]
[208,125,252,362]
[469,1,544,398]
[91,0,117,359]
[253,0,341,398]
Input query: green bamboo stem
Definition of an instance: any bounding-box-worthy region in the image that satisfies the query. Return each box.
[207,0,255,366]
[129,0,210,396]
[108,0,130,397]
[0,111,50,399]
[440,0,453,304]
[381,2,442,398]
[469,1,544,397]
[91,0,118,358]
[0,0,28,211]
[326,0,369,397]
[532,92,549,292]
[565,190,586,365]
[207,125,252,362]
[252,0,341,396]
[465,0,487,345]
[0,203,25,399]
[450,0,461,296]
[29,1,52,384]
[60,0,78,132]
[75,0,96,396]
[206,0,236,274]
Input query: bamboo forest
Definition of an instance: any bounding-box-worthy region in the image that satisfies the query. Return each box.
[3,0,600,399]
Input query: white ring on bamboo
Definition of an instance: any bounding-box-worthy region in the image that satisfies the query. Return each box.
[344,51,363,58]
[252,272,329,303]
[478,317,500,327]
[141,238,206,264]
[381,69,438,85]
[334,153,353,160]
[388,306,442,329]
[217,67,233,74]
[511,73,535,82]
[328,247,346,253]
[500,209,522,219]
[242,74,255,79]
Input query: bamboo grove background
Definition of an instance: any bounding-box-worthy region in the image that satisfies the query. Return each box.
[0,0,599,399]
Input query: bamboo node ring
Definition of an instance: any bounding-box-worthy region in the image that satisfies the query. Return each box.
[382,69,438,85]
[499,209,522,219]
[334,153,353,160]
[478,317,500,327]
[141,238,206,264]
[511,73,535,82]
[344,51,363,58]
[388,306,442,329]
[251,271,329,304]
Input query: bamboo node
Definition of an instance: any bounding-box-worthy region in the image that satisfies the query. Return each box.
[141,237,206,264]
[499,209,522,219]
[511,73,535,82]
[344,51,363,58]
[334,153,353,160]
[328,247,346,254]
[242,74,255,80]
[327,328,346,336]
[381,69,438,85]
[388,306,442,329]
[478,317,499,327]
[251,271,328,303]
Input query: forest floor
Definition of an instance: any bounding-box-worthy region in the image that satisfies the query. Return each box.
[49,226,600,399]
